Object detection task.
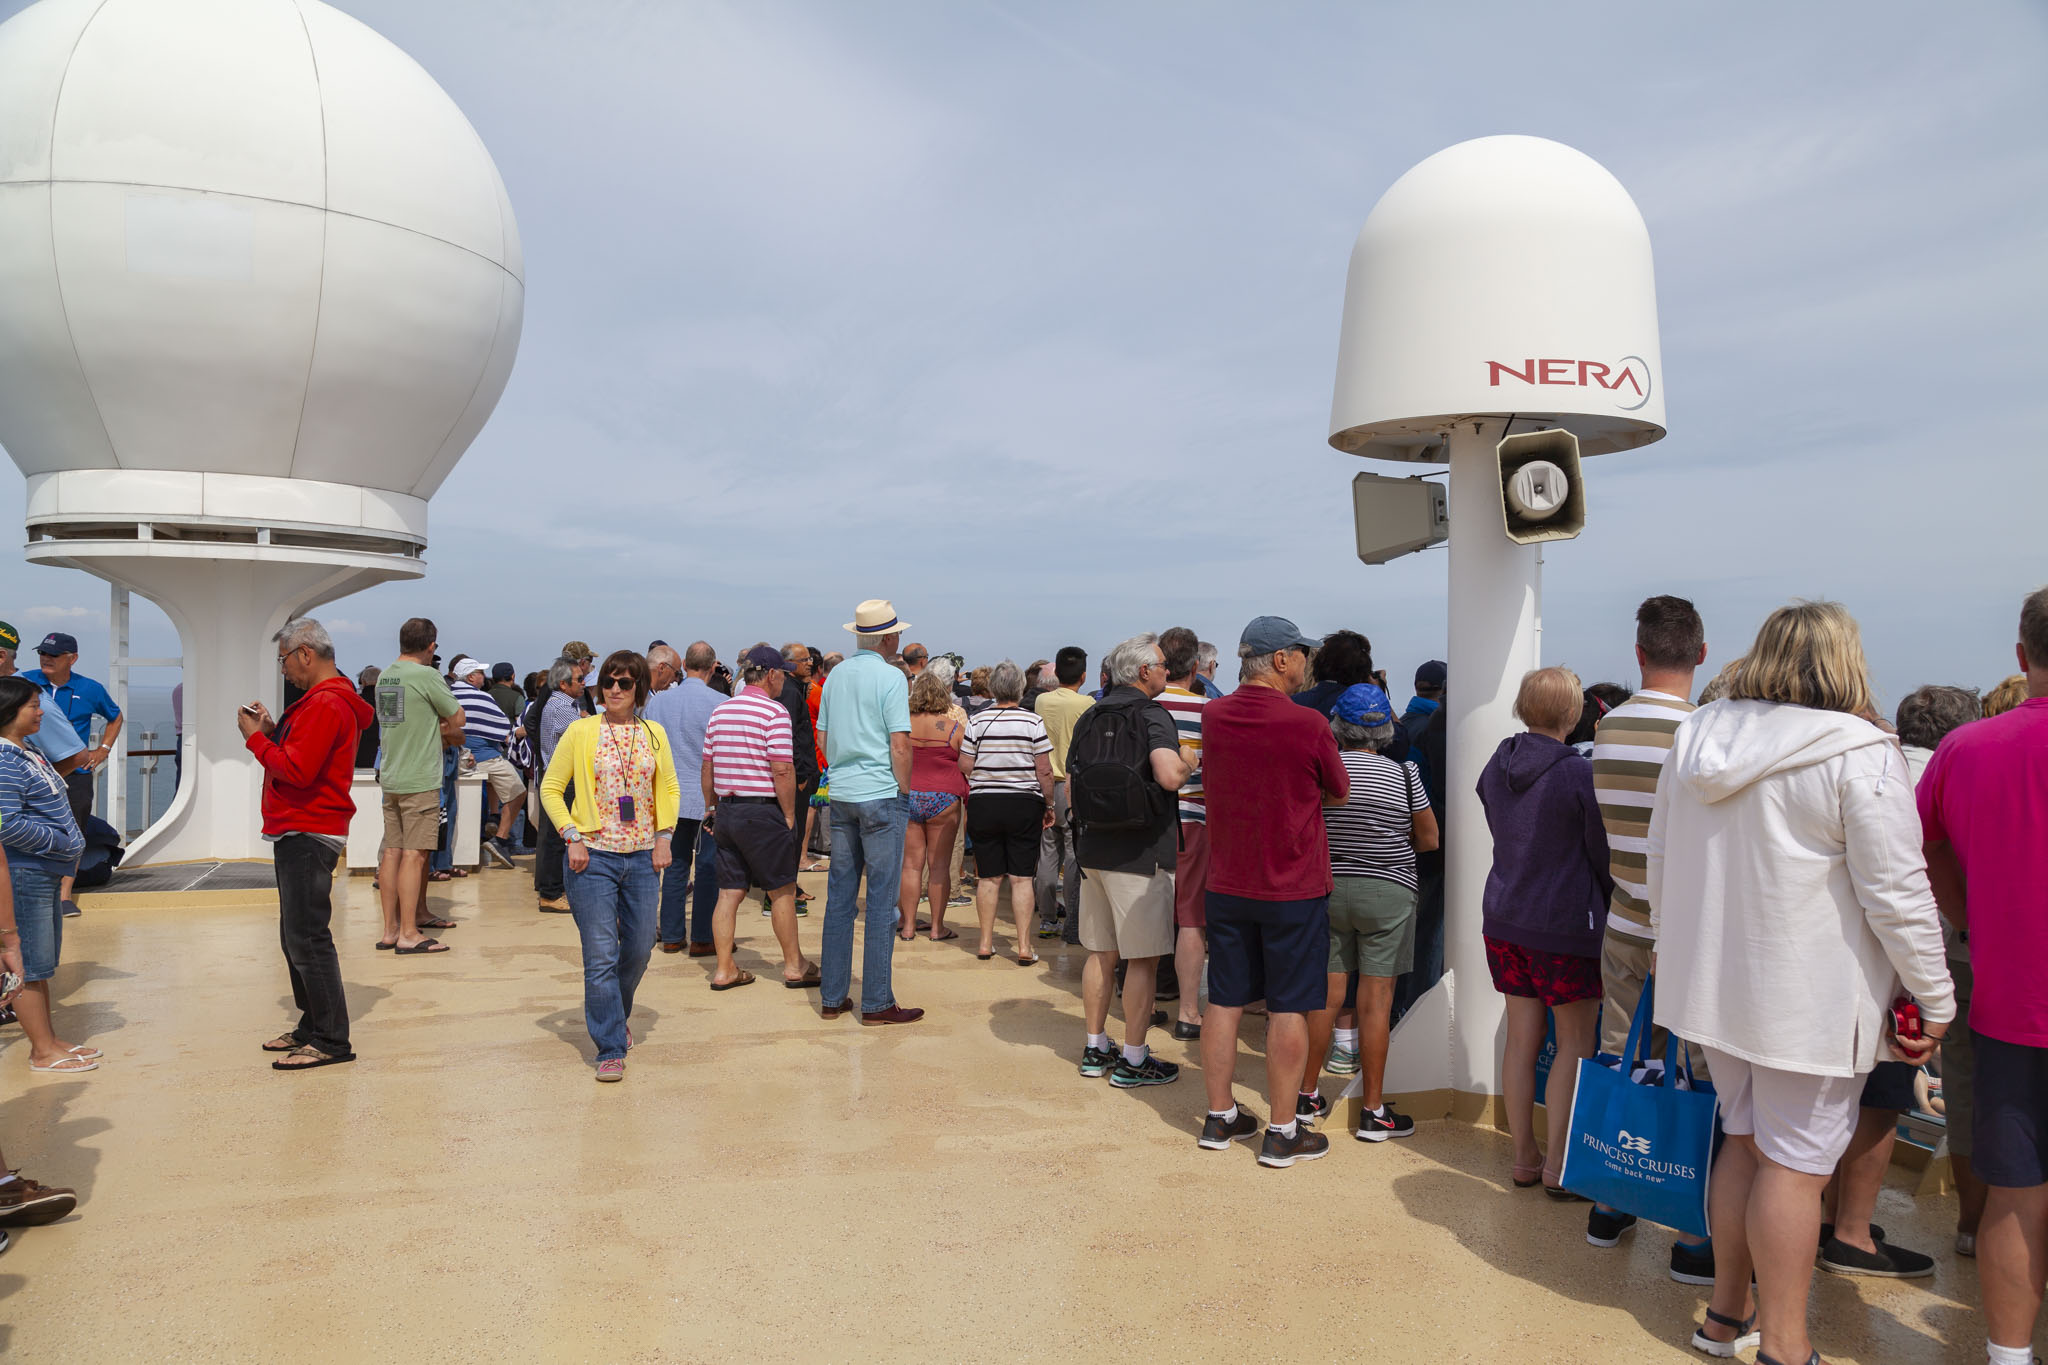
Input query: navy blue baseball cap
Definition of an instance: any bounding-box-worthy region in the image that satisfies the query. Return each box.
[1333,683,1394,727]
[1239,615,1317,656]
[35,632,77,656]
[742,645,785,672]
[1415,659,1447,688]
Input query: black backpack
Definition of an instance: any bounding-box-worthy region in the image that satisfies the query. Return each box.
[1066,697,1159,831]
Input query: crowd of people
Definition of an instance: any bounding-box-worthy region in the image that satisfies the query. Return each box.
[0,584,2042,1365]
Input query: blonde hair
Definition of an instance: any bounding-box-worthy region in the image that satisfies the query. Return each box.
[908,670,953,716]
[1728,601,1873,716]
[1513,666,1583,733]
[1984,674,2029,718]
[1696,656,1743,705]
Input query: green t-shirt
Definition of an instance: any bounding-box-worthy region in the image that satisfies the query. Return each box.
[375,658,460,795]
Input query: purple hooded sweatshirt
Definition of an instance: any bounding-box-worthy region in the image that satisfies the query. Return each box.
[1476,732,1614,958]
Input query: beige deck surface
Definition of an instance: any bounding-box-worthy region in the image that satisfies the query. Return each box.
[1,863,1981,1362]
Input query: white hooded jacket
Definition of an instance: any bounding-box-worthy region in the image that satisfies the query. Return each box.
[1648,699,1954,1077]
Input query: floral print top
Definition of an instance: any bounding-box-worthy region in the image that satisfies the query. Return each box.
[588,720,658,853]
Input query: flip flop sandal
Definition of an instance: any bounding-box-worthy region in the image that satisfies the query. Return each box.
[976,950,994,961]
[29,1054,97,1073]
[1755,1352,1819,1365]
[1017,955,1039,966]
[416,916,457,930]
[272,1044,355,1072]
[67,1045,102,1060]
[709,970,756,991]
[427,871,453,883]
[262,1035,302,1052]
[930,929,959,941]
[374,940,397,950]
[392,938,448,954]
[1543,1182,1588,1203]
[783,967,822,989]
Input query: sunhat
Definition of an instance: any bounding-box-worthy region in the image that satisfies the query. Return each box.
[844,600,910,636]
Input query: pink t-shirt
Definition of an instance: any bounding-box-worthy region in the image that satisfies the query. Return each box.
[1918,697,2048,1046]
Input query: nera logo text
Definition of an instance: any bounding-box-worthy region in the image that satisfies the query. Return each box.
[1485,356,1653,412]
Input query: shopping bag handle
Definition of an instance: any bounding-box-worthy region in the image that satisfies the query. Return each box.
[1623,973,1699,1091]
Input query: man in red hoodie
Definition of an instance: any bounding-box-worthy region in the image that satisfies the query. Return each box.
[239,617,374,1071]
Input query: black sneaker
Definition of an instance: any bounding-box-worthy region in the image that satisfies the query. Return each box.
[1668,1239,1716,1286]
[1586,1205,1638,1247]
[1257,1125,1330,1168]
[1078,1045,1117,1079]
[1819,1234,1934,1279]
[1197,1107,1262,1150]
[1354,1103,1415,1142]
[1295,1091,1330,1125]
[1110,1053,1180,1089]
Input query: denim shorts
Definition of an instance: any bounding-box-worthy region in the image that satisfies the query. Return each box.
[10,860,63,982]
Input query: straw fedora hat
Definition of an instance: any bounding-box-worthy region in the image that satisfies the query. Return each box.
[844,599,910,636]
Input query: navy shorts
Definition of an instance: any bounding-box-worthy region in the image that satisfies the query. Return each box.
[713,799,798,892]
[1972,1033,2048,1188]
[1859,1059,1919,1111]
[1204,892,1329,1016]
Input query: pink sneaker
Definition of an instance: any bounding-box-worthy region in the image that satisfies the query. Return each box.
[595,1058,625,1082]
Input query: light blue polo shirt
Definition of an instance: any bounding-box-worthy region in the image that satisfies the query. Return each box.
[815,650,910,804]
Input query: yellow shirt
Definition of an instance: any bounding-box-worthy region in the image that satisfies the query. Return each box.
[1033,687,1095,781]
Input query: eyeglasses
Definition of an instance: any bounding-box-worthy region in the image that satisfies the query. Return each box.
[601,676,636,692]
[278,645,307,669]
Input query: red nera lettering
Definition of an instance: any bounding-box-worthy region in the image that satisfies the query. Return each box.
[1538,359,1572,384]
[1487,360,1536,386]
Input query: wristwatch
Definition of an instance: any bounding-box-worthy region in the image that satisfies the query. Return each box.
[563,827,583,844]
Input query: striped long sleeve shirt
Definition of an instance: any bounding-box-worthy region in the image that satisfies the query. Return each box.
[1589,689,1695,943]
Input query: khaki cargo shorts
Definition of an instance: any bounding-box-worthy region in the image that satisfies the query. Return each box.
[381,789,441,850]
[473,756,526,804]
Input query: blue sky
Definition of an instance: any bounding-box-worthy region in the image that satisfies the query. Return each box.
[3,0,2043,707]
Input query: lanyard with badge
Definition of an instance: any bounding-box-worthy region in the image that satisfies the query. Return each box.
[601,721,644,824]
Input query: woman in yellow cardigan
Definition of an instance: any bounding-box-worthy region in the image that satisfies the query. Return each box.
[540,649,681,1082]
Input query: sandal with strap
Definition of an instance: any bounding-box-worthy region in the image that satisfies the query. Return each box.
[1755,1353,1819,1365]
[1690,1307,1761,1358]
[1511,1162,1543,1188]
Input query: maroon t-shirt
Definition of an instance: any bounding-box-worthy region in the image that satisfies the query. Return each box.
[1203,683,1349,901]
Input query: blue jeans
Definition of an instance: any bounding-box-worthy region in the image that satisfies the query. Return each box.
[655,818,703,946]
[566,847,658,1062]
[691,822,719,943]
[822,795,908,1014]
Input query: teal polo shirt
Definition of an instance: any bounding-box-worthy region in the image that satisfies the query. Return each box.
[815,650,910,803]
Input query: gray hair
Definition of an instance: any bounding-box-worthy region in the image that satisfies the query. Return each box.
[274,617,335,661]
[1198,641,1218,671]
[356,664,381,689]
[927,657,957,689]
[857,631,900,655]
[648,643,681,672]
[547,656,580,691]
[988,659,1026,703]
[1332,716,1396,751]
[781,642,808,668]
[1105,633,1160,688]
[1895,684,1980,751]
[1237,641,1277,681]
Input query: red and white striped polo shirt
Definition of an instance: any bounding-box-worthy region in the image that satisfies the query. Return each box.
[705,685,793,798]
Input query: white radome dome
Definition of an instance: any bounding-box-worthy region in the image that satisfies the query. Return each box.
[0,0,523,536]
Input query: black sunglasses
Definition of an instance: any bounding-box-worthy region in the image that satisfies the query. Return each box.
[601,675,636,692]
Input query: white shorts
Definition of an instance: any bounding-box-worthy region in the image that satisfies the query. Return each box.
[473,756,526,805]
[1701,1046,1862,1177]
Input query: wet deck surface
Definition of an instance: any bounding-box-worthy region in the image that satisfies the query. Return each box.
[0,862,1981,1362]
